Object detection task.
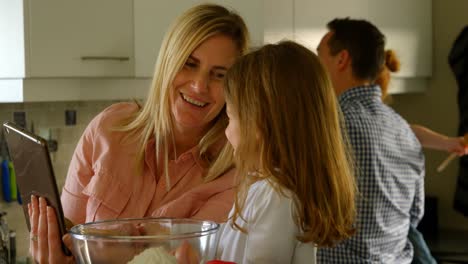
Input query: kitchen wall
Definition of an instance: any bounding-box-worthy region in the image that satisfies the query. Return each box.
[0,100,120,259]
[392,0,468,231]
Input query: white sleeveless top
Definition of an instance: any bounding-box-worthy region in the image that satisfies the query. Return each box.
[216,180,316,264]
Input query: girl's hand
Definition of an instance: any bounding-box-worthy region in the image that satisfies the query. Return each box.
[28,195,75,264]
[174,240,200,264]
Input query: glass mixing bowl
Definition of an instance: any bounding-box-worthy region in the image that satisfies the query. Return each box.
[69,218,220,264]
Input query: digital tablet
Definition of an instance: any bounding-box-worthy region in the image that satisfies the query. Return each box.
[3,121,71,255]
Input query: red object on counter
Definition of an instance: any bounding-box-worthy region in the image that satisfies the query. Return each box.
[207,261,236,264]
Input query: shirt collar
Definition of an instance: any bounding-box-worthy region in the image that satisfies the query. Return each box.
[338,85,382,106]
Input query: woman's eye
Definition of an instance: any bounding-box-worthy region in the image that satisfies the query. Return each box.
[212,72,226,80]
[185,61,197,68]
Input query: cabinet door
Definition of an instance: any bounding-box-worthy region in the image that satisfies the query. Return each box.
[134,0,263,78]
[294,0,432,77]
[0,0,25,78]
[26,0,134,77]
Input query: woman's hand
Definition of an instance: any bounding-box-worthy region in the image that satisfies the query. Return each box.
[28,195,75,264]
[444,136,468,156]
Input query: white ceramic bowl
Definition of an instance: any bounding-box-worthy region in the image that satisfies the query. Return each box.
[69,218,220,264]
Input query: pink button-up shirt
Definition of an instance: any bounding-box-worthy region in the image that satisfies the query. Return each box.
[61,102,236,224]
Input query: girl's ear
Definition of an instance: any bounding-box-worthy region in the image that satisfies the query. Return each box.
[336,50,350,71]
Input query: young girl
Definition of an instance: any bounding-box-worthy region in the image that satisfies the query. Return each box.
[215,41,357,263]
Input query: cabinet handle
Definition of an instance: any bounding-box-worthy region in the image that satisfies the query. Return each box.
[81,56,130,61]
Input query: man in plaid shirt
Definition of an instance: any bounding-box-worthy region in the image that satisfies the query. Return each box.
[316,18,428,263]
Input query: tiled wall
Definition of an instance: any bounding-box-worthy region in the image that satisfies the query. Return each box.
[0,100,120,260]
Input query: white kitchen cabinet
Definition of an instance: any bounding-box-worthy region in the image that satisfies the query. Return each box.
[134,0,264,77]
[0,0,134,78]
[0,1,26,78]
[265,0,432,90]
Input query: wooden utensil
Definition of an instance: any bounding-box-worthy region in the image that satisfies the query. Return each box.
[437,133,468,172]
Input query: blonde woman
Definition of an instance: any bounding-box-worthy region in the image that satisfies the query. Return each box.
[28,4,249,263]
[216,41,356,263]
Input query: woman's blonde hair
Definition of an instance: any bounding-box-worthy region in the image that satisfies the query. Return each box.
[224,41,356,247]
[119,4,249,185]
[375,49,400,104]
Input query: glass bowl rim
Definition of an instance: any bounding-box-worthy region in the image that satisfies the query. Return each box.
[69,217,220,241]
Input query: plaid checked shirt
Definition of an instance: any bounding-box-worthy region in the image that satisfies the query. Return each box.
[318,86,425,263]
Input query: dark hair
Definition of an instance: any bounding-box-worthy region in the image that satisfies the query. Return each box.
[326,18,386,81]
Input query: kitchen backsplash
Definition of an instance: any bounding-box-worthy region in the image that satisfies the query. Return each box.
[0,100,122,260]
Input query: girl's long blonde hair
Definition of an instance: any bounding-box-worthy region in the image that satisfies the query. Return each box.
[224,41,356,247]
[118,4,249,185]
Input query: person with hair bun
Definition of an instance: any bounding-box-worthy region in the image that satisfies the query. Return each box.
[377,50,467,157]
[376,49,467,264]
